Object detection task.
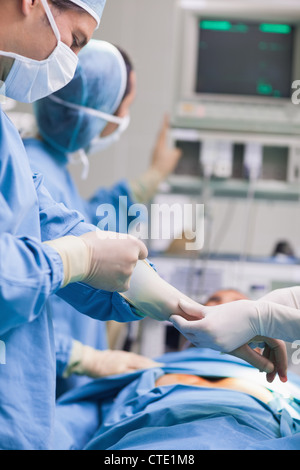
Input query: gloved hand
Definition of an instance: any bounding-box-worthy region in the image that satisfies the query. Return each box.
[171,299,260,352]
[79,231,148,292]
[63,341,162,378]
[170,298,290,382]
[119,261,283,379]
[45,230,148,292]
[172,291,300,350]
[120,260,202,321]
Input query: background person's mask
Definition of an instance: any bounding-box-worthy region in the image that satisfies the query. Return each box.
[87,114,131,155]
[48,93,131,155]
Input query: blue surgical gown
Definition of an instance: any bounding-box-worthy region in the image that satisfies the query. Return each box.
[0,108,140,449]
[55,349,300,451]
[24,138,136,396]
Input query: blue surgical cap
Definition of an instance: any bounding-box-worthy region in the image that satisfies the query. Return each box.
[70,0,106,27]
[34,40,127,154]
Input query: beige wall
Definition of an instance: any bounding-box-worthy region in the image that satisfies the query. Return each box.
[71,0,177,198]
[14,0,300,258]
[77,0,300,258]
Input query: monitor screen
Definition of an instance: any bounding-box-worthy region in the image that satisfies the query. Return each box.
[195,19,295,99]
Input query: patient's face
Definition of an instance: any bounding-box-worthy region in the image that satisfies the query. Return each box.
[205,289,247,306]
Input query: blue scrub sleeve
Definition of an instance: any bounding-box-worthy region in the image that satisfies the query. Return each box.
[0,193,14,233]
[34,172,96,240]
[0,233,64,335]
[57,283,142,323]
[0,113,66,335]
[55,291,141,377]
[34,174,142,324]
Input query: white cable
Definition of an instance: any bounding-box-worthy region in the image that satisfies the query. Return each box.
[239,143,263,264]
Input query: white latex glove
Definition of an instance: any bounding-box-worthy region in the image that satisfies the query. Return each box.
[63,341,162,378]
[119,262,288,380]
[171,296,300,351]
[45,230,148,292]
[171,299,289,381]
[120,260,202,321]
[260,286,300,309]
[171,299,261,352]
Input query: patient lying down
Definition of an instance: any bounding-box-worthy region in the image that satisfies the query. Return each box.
[158,288,280,405]
[156,373,273,404]
[55,289,299,450]
[55,349,300,450]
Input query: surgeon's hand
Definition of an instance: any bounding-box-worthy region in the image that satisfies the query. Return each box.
[231,337,288,384]
[172,299,261,351]
[170,299,288,382]
[64,343,162,378]
[46,231,148,292]
[80,231,148,292]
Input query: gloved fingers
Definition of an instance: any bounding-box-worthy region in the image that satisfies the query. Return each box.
[124,367,142,374]
[170,314,203,334]
[79,231,149,292]
[103,351,162,375]
[95,231,148,262]
[178,299,206,320]
[123,366,162,375]
[170,314,217,350]
[261,341,274,383]
[261,338,288,383]
[230,344,276,375]
[125,352,163,370]
[135,237,148,260]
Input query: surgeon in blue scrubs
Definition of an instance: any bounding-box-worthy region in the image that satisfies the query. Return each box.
[0,0,289,451]
[0,0,151,450]
[24,39,182,396]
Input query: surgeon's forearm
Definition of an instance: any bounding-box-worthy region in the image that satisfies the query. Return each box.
[120,260,200,321]
[57,283,143,323]
[44,235,90,287]
[0,235,63,336]
[259,286,300,310]
[255,299,300,343]
[252,287,300,343]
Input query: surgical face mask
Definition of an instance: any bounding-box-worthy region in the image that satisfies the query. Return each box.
[69,113,130,180]
[0,0,78,103]
[48,93,131,155]
[87,113,131,154]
